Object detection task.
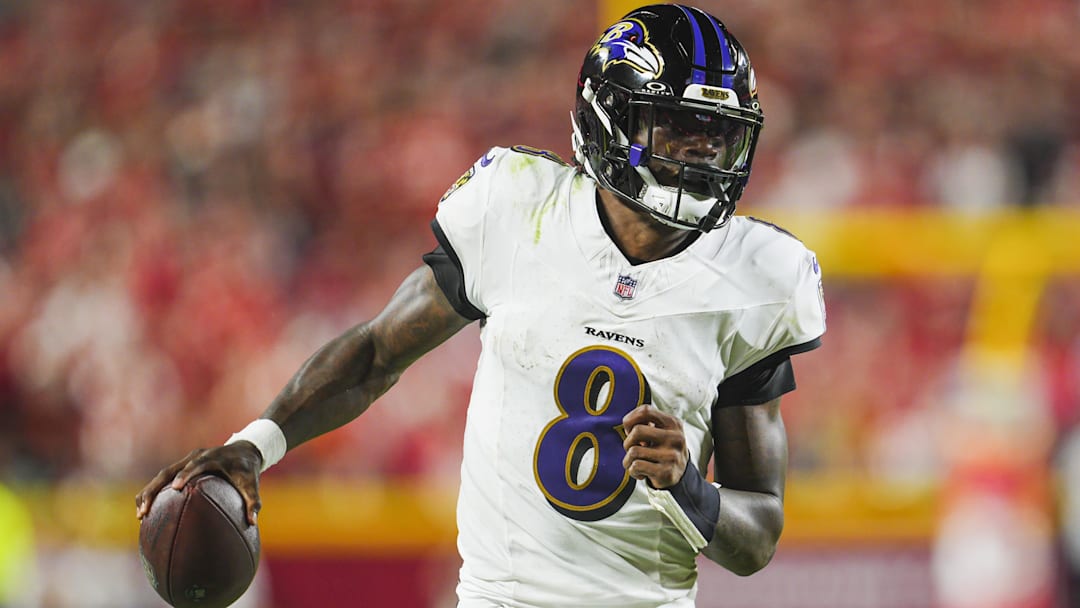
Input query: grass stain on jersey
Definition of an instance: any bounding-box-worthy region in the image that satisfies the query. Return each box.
[509,154,536,174]
[530,192,560,243]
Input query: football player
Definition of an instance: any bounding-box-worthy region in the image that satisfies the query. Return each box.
[137,5,826,606]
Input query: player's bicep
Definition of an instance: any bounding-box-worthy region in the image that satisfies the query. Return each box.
[368,265,473,374]
[711,398,787,500]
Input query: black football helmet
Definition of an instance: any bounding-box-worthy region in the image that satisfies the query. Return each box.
[571,4,763,231]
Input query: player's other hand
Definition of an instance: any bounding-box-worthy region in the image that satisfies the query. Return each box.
[135,443,264,525]
[621,404,689,490]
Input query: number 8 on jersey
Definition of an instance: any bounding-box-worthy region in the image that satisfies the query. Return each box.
[533,346,650,521]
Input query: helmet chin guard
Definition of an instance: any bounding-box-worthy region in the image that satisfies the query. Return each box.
[572,4,764,232]
[634,163,729,231]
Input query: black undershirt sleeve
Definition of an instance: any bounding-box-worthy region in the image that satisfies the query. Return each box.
[714,338,822,408]
[422,219,485,321]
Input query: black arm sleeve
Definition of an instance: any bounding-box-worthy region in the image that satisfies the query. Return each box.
[422,219,485,321]
[714,338,822,407]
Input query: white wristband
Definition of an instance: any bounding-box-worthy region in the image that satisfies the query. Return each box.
[225,419,287,472]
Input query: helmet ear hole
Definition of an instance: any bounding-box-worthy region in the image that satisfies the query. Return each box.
[600,89,615,110]
[598,85,631,121]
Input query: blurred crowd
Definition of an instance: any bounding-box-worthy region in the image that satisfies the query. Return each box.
[0,0,1078,489]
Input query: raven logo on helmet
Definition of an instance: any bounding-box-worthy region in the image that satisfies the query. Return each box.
[589,19,664,79]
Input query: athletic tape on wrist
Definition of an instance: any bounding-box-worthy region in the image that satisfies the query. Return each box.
[225,419,287,473]
[645,461,721,552]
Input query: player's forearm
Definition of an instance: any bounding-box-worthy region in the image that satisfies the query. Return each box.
[702,488,784,575]
[262,322,399,449]
[255,267,470,454]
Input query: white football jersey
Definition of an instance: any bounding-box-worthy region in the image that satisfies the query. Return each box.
[432,146,826,608]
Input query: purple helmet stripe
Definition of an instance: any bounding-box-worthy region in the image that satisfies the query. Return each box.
[694,7,735,89]
[676,5,707,85]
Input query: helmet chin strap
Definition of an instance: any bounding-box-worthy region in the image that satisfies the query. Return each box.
[633,164,719,230]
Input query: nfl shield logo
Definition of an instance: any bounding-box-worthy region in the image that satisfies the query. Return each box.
[613,274,637,300]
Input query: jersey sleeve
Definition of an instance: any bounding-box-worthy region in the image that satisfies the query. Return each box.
[775,248,827,353]
[717,247,826,406]
[422,239,485,320]
[715,356,796,407]
[425,147,506,317]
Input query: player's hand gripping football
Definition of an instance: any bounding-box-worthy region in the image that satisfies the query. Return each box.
[621,404,689,489]
[135,442,264,525]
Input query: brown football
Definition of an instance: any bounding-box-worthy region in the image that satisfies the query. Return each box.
[138,474,260,608]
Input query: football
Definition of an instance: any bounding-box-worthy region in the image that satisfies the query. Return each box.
[138,474,260,608]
